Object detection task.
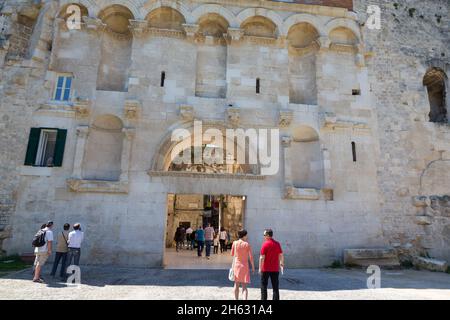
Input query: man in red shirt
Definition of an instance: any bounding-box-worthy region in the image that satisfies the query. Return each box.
[259,229,284,300]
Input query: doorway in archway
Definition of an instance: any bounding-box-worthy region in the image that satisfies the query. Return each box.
[163,193,246,269]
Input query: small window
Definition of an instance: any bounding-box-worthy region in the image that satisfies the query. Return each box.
[256,78,260,94]
[352,89,361,96]
[24,128,67,167]
[351,142,357,162]
[54,75,73,101]
[161,71,166,87]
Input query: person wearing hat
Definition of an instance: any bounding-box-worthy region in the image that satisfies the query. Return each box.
[33,221,54,283]
[65,223,84,274]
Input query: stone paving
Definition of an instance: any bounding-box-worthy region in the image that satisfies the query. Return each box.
[0,266,449,300]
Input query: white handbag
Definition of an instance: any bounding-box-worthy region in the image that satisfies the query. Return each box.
[228,256,236,281]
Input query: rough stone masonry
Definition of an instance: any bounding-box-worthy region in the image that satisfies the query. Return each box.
[0,0,448,268]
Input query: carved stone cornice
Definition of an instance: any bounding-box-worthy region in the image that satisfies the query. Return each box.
[74,98,91,118]
[182,23,199,41]
[129,19,149,37]
[179,105,194,121]
[279,110,294,127]
[147,27,185,39]
[67,179,129,194]
[124,99,141,120]
[227,107,240,126]
[226,27,244,43]
[82,16,106,33]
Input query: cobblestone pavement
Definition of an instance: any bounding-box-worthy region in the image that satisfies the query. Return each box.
[0,266,449,300]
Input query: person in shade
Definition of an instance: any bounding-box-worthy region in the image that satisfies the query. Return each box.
[204,223,215,260]
[195,226,205,257]
[259,229,284,300]
[174,226,184,252]
[231,230,255,300]
[50,223,70,279]
[219,227,228,253]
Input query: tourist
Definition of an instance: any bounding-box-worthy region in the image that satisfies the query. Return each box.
[185,226,193,249]
[219,227,228,253]
[213,229,220,254]
[204,223,215,259]
[190,228,196,250]
[174,226,184,252]
[259,229,284,300]
[195,226,205,257]
[32,221,54,283]
[231,230,255,300]
[65,223,84,275]
[50,223,70,279]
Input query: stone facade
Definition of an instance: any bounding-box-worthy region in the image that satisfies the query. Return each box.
[0,0,448,267]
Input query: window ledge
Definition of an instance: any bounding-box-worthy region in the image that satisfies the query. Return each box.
[20,166,53,177]
[36,102,75,117]
[67,179,129,194]
[284,186,334,201]
[148,170,265,180]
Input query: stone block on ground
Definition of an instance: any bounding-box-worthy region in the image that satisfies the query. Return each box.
[344,248,400,267]
[412,256,448,272]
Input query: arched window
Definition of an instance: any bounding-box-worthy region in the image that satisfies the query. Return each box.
[423,68,448,123]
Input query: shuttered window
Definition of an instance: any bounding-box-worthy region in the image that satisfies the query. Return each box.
[24,128,67,167]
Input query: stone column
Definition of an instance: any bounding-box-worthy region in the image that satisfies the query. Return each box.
[322,147,332,188]
[282,136,293,188]
[120,128,135,182]
[72,126,89,179]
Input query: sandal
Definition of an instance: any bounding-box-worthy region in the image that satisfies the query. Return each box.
[33,279,44,283]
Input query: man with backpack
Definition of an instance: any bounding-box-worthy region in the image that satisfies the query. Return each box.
[50,223,70,279]
[32,221,54,283]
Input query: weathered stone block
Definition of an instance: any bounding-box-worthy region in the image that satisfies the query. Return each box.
[412,256,448,272]
[344,248,400,267]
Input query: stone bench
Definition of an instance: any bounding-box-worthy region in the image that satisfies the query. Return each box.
[344,248,400,267]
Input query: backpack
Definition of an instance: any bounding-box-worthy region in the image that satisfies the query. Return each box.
[32,229,46,248]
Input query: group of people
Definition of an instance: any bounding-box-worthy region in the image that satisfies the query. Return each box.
[32,221,84,283]
[174,224,231,259]
[230,228,284,300]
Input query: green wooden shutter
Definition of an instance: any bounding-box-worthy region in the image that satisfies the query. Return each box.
[53,129,67,167]
[24,128,41,166]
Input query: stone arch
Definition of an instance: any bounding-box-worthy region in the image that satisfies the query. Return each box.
[420,159,450,195]
[237,8,283,36]
[325,18,361,43]
[91,0,140,19]
[191,4,238,28]
[145,6,186,31]
[423,67,448,123]
[240,15,278,38]
[287,22,320,49]
[152,122,259,175]
[282,13,324,37]
[329,26,359,46]
[290,126,324,189]
[98,4,134,34]
[197,13,230,38]
[83,114,124,181]
[141,0,191,24]
[57,2,89,20]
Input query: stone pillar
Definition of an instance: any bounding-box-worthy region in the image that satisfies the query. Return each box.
[120,128,135,182]
[282,136,293,188]
[322,147,333,188]
[72,126,89,179]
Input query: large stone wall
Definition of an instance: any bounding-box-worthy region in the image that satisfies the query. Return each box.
[0,0,448,266]
[354,0,450,260]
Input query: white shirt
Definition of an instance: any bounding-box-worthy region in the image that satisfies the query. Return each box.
[220,231,227,240]
[186,227,193,234]
[68,230,84,249]
[34,227,53,254]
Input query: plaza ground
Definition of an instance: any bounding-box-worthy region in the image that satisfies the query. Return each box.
[0,258,449,300]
